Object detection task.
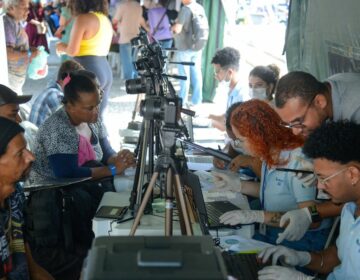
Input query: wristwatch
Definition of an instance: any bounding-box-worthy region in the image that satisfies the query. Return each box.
[108,164,117,176]
[308,205,321,223]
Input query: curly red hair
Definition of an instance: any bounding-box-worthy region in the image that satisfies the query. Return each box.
[230,100,304,167]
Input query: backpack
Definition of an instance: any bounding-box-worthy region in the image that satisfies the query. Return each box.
[188,4,209,51]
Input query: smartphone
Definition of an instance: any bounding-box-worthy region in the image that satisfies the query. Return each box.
[95,205,128,220]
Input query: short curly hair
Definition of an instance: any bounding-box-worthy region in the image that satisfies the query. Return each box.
[211,47,240,71]
[275,71,328,108]
[303,121,360,164]
[230,100,304,167]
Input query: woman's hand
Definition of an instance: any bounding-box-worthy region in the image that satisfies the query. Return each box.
[228,154,252,172]
[213,157,226,169]
[113,149,136,174]
[55,42,67,56]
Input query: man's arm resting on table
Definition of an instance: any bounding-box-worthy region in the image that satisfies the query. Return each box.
[306,245,340,275]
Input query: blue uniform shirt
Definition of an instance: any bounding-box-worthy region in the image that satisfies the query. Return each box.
[226,81,250,109]
[260,148,316,212]
[328,202,360,280]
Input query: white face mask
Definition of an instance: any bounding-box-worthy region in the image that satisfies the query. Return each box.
[249,87,267,100]
[219,72,232,88]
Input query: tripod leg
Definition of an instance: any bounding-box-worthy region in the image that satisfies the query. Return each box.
[129,172,159,236]
[174,174,193,236]
[165,169,173,236]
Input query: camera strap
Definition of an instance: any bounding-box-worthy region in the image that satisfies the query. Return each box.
[151,1,170,38]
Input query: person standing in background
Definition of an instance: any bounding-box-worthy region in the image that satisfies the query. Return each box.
[56,0,113,117]
[25,0,49,53]
[112,0,142,80]
[172,0,208,106]
[3,0,38,94]
[54,0,74,62]
[143,0,173,51]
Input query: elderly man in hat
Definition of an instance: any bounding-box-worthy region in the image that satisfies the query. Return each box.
[0,84,38,150]
[0,117,53,279]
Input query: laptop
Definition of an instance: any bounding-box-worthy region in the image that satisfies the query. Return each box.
[221,251,265,280]
[182,171,242,233]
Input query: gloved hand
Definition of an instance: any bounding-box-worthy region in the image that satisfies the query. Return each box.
[276,208,312,243]
[209,170,242,192]
[296,159,316,187]
[258,266,314,280]
[258,245,311,267]
[219,210,264,225]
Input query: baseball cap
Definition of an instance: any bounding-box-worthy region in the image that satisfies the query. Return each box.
[0,84,32,106]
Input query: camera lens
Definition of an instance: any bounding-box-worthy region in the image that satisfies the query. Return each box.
[125,78,147,94]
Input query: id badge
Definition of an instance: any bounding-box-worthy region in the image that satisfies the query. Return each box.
[259,223,266,235]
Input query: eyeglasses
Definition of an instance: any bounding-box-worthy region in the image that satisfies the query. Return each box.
[280,94,317,129]
[214,67,228,76]
[233,138,244,148]
[316,167,348,185]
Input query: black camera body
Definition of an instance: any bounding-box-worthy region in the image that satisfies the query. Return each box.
[140,96,181,130]
[126,29,182,129]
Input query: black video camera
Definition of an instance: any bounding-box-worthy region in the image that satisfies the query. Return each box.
[125,28,182,129]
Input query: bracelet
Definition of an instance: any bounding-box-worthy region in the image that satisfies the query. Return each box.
[318,251,324,268]
[108,164,117,176]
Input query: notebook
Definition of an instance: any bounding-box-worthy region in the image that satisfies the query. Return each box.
[182,171,242,233]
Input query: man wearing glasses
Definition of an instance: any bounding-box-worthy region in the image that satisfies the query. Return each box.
[257,121,360,280]
[273,71,360,245]
[275,71,360,138]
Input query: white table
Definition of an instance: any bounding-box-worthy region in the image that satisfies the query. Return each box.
[93,175,254,238]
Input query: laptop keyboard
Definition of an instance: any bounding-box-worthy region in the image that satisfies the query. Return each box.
[222,251,265,280]
[205,201,240,227]
[206,202,224,226]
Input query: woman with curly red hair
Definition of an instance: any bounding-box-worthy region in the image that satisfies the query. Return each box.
[213,100,331,252]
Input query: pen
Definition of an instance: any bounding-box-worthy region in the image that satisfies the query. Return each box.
[275,168,313,174]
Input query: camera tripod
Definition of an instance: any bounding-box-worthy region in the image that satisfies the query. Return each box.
[129,145,193,236]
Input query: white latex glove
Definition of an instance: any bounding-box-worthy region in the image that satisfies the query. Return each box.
[219,210,264,225]
[209,170,242,192]
[258,266,314,280]
[296,159,316,187]
[276,208,312,243]
[258,245,311,267]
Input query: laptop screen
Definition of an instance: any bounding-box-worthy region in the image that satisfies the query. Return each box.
[182,171,210,235]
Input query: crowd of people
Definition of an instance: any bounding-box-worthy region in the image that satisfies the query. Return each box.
[1,0,360,279]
